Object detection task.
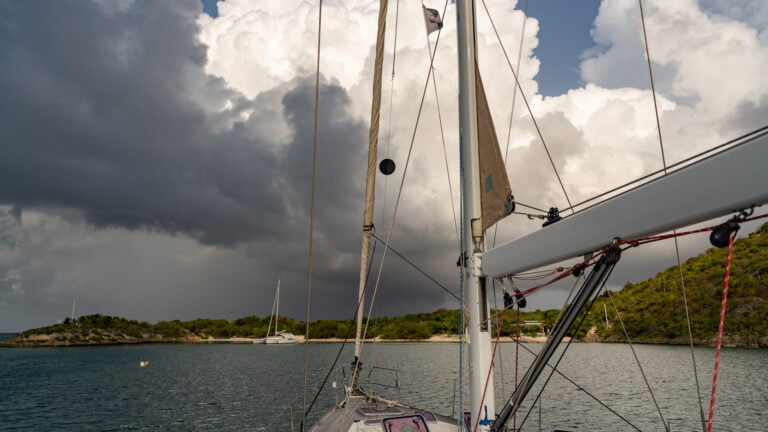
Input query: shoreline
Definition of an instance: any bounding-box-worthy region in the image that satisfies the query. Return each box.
[147,335,552,344]
[0,333,554,347]
[3,333,763,348]
[178,334,554,344]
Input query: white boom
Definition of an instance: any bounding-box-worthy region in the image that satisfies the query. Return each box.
[484,129,768,278]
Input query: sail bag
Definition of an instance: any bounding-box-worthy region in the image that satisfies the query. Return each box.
[475,65,514,232]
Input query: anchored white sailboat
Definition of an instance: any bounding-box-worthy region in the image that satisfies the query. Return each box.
[254,279,298,345]
[300,1,768,431]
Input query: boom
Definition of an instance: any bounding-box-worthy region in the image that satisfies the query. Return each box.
[484,128,768,278]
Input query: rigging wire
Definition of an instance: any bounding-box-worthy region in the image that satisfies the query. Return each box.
[501,0,529,170]
[391,0,400,78]
[606,289,670,431]
[422,1,460,243]
[263,396,302,430]
[369,8,399,382]
[381,14,396,222]
[638,0,667,173]
[514,200,548,214]
[371,233,459,301]
[301,1,323,429]
[637,2,706,426]
[302,241,379,424]
[675,236,707,431]
[515,338,642,431]
[491,0,528,250]
[517,262,643,432]
[479,0,574,213]
[380,0,401,229]
[514,267,563,277]
[488,5,528,410]
[486,0,529,413]
[484,284,645,431]
[380,0,402,228]
[558,124,768,214]
[486,273,580,428]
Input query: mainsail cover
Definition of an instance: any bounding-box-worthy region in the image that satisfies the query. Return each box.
[475,65,513,232]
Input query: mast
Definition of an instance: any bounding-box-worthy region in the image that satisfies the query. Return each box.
[71,297,76,321]
[456,0,496,429]
[352,0,389,390]
[276,279,280,335]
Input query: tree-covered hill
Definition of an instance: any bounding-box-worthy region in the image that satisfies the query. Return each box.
[580,221,768,347]
[1,308,553,347]
[3,222,765,347]
[2,314,284,347]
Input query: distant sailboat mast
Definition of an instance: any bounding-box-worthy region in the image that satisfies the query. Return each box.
[71,297,76,321]
[275,279,281,335]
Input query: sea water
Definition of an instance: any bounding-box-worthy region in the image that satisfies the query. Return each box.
[1,337,766,431]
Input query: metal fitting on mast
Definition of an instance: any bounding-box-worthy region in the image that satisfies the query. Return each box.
[471,218,483,250]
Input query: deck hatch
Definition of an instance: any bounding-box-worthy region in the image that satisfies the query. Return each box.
[382,415,429,432]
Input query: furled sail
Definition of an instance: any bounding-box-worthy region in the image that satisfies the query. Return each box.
[475,65,514,232]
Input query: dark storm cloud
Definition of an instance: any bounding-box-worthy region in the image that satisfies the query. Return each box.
[0,0,451,329]
[0,0,366,247]
[0,0,468,329]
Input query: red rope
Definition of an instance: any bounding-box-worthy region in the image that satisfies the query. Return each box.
[707,231,735,432]
[509,213,768,300]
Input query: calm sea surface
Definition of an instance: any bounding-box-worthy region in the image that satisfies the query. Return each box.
[1,334,766,431]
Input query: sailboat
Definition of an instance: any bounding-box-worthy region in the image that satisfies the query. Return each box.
[302,1,768,431]
[254,279,298,345]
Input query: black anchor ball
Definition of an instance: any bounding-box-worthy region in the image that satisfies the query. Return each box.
[709,220,739,248]
[379,158,396,175]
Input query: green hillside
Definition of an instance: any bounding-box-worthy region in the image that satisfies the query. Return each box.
[580,221,768,347]
[1,308,550,347]
[3,222,766,347]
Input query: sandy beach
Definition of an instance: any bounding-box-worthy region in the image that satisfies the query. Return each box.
[200,334,554,344]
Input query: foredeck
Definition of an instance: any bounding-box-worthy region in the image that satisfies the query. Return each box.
[309,391,459,432]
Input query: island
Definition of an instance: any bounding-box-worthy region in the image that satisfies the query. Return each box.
[3,222,766,348]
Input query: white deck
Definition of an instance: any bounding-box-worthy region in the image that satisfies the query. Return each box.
[309,391,459,432]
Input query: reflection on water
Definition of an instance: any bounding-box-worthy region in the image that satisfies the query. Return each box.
[0,342,765,430]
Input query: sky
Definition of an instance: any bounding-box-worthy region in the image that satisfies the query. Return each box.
[1,0,767,332]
